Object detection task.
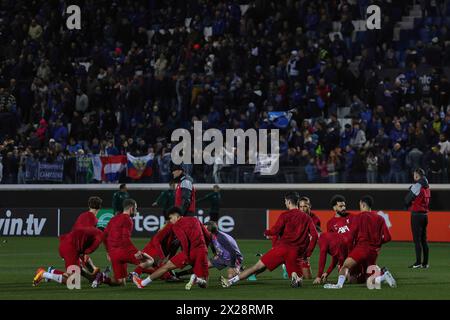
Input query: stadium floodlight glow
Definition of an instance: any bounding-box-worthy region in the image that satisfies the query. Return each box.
[171,121,280,175]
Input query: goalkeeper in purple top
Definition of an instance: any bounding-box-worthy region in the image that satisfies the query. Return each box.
[175,221,244,279]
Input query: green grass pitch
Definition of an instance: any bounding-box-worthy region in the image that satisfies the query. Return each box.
[0,237,449,300]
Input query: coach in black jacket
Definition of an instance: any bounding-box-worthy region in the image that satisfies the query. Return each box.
[404,168,431,269]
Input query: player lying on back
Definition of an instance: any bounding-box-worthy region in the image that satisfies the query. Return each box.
[324,195,396,289]
[131,221,180,281]
[32,226,103,286]
[175,221,244,280]
[72,196,103,276]
[221,192,318,288]
[132,207,212,290]
[93,199,154,287]
[313,232,349,284]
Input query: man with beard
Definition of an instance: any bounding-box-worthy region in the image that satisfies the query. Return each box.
[94,199,154,287]
[327,195,355,248]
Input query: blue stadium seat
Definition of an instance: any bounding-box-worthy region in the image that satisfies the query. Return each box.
[425,17,433,26]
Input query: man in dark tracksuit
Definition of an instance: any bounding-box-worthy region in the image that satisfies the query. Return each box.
[171,164,196,216]
[112,184,130,215]
[197,185,221,221]
[404,168,431,269]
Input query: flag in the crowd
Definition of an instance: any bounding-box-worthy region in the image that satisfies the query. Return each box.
[76,155,94,182]
[267,111,293,129]
[127,153,153,180]
[100,155,127,182]
[92,155,102,181]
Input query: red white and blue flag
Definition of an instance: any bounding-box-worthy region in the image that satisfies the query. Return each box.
[127,153,153,180]
[100,155,127,182]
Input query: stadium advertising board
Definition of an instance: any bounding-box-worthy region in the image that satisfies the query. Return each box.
[267,210,450,242]
[0,208,58,236]
[0,207,266,239]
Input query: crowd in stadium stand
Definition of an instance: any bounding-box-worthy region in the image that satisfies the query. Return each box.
[0,0,450,184]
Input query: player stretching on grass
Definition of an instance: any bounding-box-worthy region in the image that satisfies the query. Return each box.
[175,221,244,280]
[32,227,104,286]
[71,196,103,276]
[313,232,349,284]
[131,222,180,281]
[221,192,318,288]
[93,199,154,287]
[324,195,396,289]
[132,207,212,290]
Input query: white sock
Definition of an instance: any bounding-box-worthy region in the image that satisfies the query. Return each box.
[337,275,346,287]
[375,274,385,283]
[43,272,63,283]
[229,275,240,284]
[197,277,206,284]
[141,277,152,286]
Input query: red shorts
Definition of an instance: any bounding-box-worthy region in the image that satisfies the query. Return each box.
[261,246,300,276]
[109,247,140,281]
[170,247,209,278]
[348,246,379,281]
[58,235,80,270]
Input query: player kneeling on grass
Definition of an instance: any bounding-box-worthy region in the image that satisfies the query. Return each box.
[93,199,155,287]
[175,221,244,280]
[324,196,397,289]
[221,192,318,289]
[131,221,180,282]
[132,207,212,290]
[33,227,104,286]
[313,232,348,285]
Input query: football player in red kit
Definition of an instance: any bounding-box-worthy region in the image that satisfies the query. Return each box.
[324,196,397,289]
[221,192,318,288]
[295,196,321,279]
[327,195,355,248]
[132,207,212,290]
[72,196,103,275]
[313,232,348,284]
[94,199,154,287]
[32,227,104,286]
[132,222,179,281]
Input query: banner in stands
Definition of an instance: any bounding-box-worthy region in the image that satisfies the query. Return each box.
[267,210,450,242]
[0,207,266,239]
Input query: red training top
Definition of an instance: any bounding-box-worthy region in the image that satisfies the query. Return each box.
[103,213,136,251]
[317,232,348,277]
[351,211,391,250]
[72,211,98,230]
[172,217,211,255]
[264,209,318,257]
[63,227,103,255]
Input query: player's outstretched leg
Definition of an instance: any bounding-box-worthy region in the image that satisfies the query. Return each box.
[324,257,357,289]
[221,260,266,288]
